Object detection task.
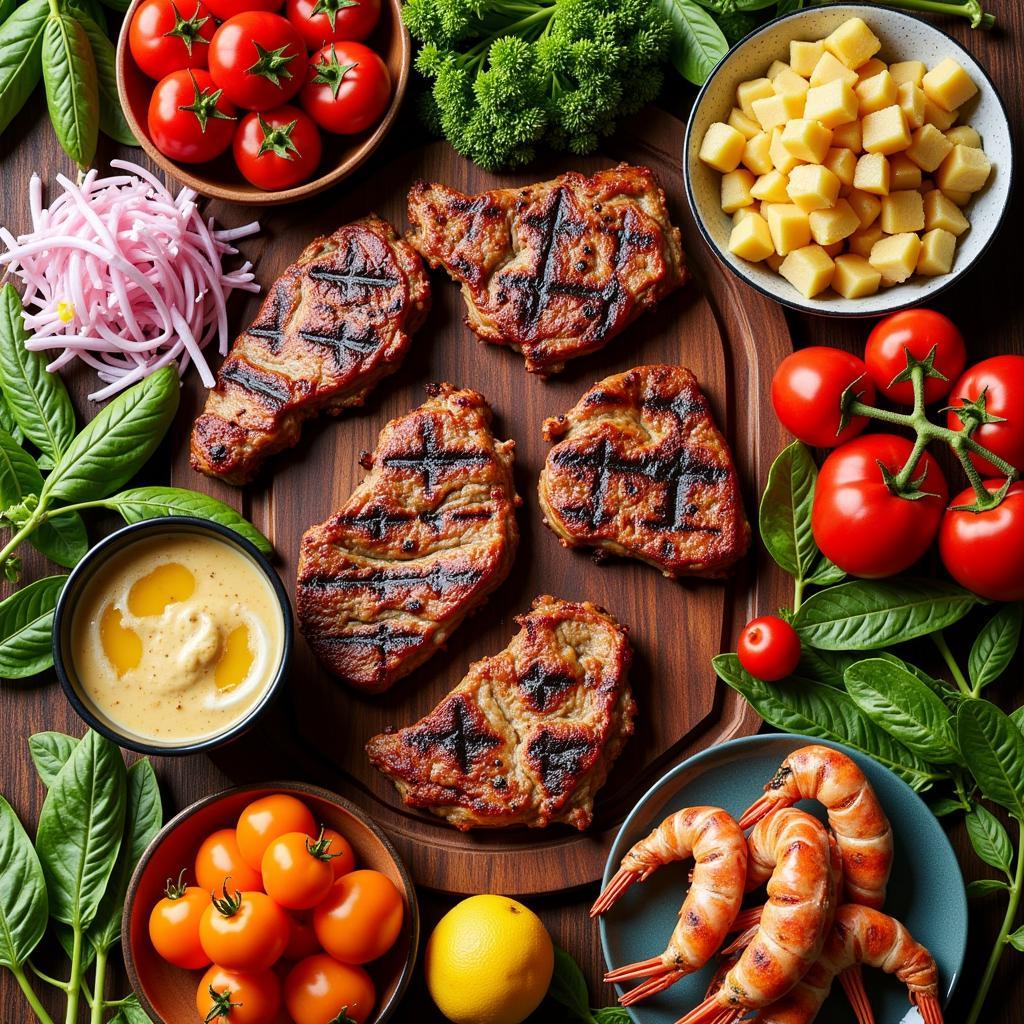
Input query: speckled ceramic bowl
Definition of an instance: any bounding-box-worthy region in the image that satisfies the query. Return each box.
[684,4,1012,316]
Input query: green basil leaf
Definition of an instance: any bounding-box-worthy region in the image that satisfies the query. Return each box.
[72,9,136,146]
[0,0,48,136]
[106,995,151,1024]
[929,797,965,818]
[758,441,819,580]
[0,573,66,678]
[965,804,1012,873]
[956,700,1024,821]
[793,579,977,650]
[546,947,591,1020]
[32,505,89,568]
[41,12,99,168]
[796,646,852,688]
[0,426,40,507]
[0,795,48,969]
[41,367,179,505]
[0,394,24,446]
[108,486,272,555]
[1008,926,1024,952]
[806,556,846,586]
[29,731,80,787]
[967,878,1009,897]
[0,284,76,463]
[969,604,1022,692]
[776,0,804,12]
[594,1009,631,1024]
[733,0,778,9]
[655,0,728,85]
[1012,706,1024,738]
[36,730,126,930]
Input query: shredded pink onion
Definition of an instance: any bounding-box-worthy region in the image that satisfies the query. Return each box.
[0,160,260,401]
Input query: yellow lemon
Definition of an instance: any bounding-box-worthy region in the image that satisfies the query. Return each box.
[425,894,554,1024]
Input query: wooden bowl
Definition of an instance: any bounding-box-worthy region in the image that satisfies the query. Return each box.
[115,0,411,205]
[123,782,419,1022]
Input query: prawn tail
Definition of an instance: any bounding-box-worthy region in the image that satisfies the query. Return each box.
[591,868,639,916]
[839,964,876,1024]
[737,793,788,830]
[726,904,763,934]
[674,998,740,1024]
[615,965,689,1005]
[719,922,759,957]
[913,993,944,1024]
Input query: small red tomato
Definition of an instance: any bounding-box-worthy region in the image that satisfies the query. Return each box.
[301,42,391,135]
[864,309,966,406]
[320,826,356,879]
[233,106,322,189]
[262,830,336,910]
[946,355,1024,475]
[939,482,1024,602]
[197,965,281,1024]
[199,884,290,971]
[771,347,876,448]
[148,873,211,969]
[737,616,801,682]
[204,0,282,21]
[195,828,264,894]
[147,69,237,164]
[313,869,403,965]
[286,0,380,50]
[129,0,215,81]
[236,793,316,870]
[209,12,306,110]
[285,954,376,1024]
[283,913,321,960]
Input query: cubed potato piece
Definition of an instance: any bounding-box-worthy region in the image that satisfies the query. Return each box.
[779,244,836,297]
[946,125,981,148]
[869,232,922,284]
[889,60,926,88]
[853,152,890,195]
[857,58,888,82]
[832,119,863,153]
[823,241,846,257]
[905,123,953,172]
[767,59,791,80]
[728,107,762,140]
[856,71,897,116]
[721,169,757,214]
[781,119,833,163]
[922,58,978,112]
[752,91,805,131]
[729,212,775,262]
[824,17,881,70]
[824,147,857,187]
[751,169,792,204]
[733,203,761,224]
[742,132,774,175]
[849,222,885,258]
[804,78,859,128]
[791,40,825,78]
[916,228,957,276]
[787,163,841,211]
[880,190,924,233]
[769,127,803,174]
[923,189,969,235]
[765,204,812,254]
[924,98,958,130]
[832,253,882,297]
[700,122,747,172]
[810,51,859,89]
[897,82,926,130]
[809,198,861,245]
[943,188,972,206]
[774,68,811,99]
[935,144,991,192]
[862,105,911,154]
[889,154,922,190]
[847,188,882,228]
[737,78,775,120]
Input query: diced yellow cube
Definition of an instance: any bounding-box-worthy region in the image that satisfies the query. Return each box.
[809,198,861,245]
[869,232,922,284]
[824,147,857,187]
[905,123,953,172]
[752,91,805,131]
[923,189,969,235]
[779,244,836,297]
[804,78,859,128]
[832,119,863,153]
[824,17,881,70]
[847,188,882,228]
[751,169,791,204]
[823,241,846,257]
[862,105,911,155]
[721,169,757,214]
[733,203,761,224]
[728,106,762,140]
[857,58,888,83]
[810,51,859,89]
[889,60,926,88]
[946,125,981,148]
[922,57,978,112]
[856,71,897,115]
[765,204,812,254]
[774,68,811,99]
[790,40,825,78]
[832,253,882,297]
[767,59,791,81]
[728,212,775,262]
[787,163,841,211]
[700,122,747,172]
[781,119,833,164]
[916,228,957,276]
[943,188,972,206]
[742,132,774,175]
[935,144,991,193]
[889,154,922,190]
[769,127,803,174]
[737,78,776,119]
[897,82,926,130]
[853,152,890,195]
[880,190,924,233]
[849,222,885,258]
[924,98,958,130]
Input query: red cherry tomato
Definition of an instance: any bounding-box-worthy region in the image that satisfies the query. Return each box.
[203,0,282,22]
[148,874,211,969]
[737,616,801,682]
[197,965,281,1024]
[946,355,1024,475]
[233,106,322,189]
[236,793,316,870]
[129,0,215,81]
[195,828,263,894]
[864,310,966,406]
[283,913,321,960]
[286,0,380,49]
[284,954,376,1024]
[261,831,335,910]
[147,69,237,164]
[300,42,391,135]
[812,434,948,578]
[209,12,306,110]
[939,482,1024,602]
[312,869,403,964]
[199,885,290,970]
[771,347,876,448]
[320,826,356,879]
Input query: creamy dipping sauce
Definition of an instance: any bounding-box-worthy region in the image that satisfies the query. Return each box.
[71,533,284,744]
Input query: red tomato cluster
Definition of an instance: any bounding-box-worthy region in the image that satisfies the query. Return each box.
[130,0,391,190]
[148,793,402,1024]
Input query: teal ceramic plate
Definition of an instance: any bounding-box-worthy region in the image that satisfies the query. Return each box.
[598,734,966,1023]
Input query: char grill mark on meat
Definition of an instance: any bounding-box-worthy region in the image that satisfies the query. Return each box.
[382,419,492,497]
[404,696,500,774]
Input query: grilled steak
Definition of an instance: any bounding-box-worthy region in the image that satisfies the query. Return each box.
[297,383,519,693]
[191,216,430,484]
[366,595,635,830]
[406,164,686,375]
[539,365,750,577]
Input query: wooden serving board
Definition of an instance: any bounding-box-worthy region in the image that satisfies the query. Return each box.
[170,107,792,895]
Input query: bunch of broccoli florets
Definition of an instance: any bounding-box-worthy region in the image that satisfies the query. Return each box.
[403,0,672,170]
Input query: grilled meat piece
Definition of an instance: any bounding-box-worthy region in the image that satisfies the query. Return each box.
[297,383,519,693]
[406,164,685,374]
[539,365,750,577]
[366,595,635,830]
[191,216,430,484]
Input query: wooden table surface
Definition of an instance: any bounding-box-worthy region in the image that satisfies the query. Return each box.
[1,2,1022,1021]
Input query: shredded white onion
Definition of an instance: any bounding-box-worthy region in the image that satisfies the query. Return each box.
[0,160,261,401]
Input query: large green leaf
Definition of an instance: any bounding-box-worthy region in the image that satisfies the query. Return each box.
[29,731,80,787]
[758,441,819,580]
[965,804,1012,874]
[0,796,48,969]
[956,700,1024,820]
[655,0,728,85]
[969,604,1022,692]
[0,574,66,678]
[72,9,136,146]
[41,12,99,167]
[0,0,48,137]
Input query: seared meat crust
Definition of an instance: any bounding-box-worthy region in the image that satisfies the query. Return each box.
[191,216,430,484]
[366,595,635,830]
[406,165,685,374]
[539,365,750,577]
[297,384,519,693]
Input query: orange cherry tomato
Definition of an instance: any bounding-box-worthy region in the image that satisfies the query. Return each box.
[199,884,290,970]
[312,869,403,965]
[284,954,376,1024]
[195,828,263,894]
[283,913,321,960]
[320,827,356,879]
[148,873,211,969]
[262,830,336,910]
[197,965,281,1024]
[236,794,316,870]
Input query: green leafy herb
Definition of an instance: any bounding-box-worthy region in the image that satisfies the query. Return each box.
[966,804,1013,874]
[72,9,136,146]
[541,946,625,1023]
[29,732,80,788]
[41,12,99,168]
[0,575,66,678]
[0,0,48,137]
[656,0,728,85]
[758,440,818,581]
[968,878,1010,897]
[0,796,48,970]
[969,604,1022,693]
[956,701,1024,821]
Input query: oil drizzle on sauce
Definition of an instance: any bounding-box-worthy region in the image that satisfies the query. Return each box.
[99,604,142,677]
[127,562,196,616]
[215,625,254,690]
